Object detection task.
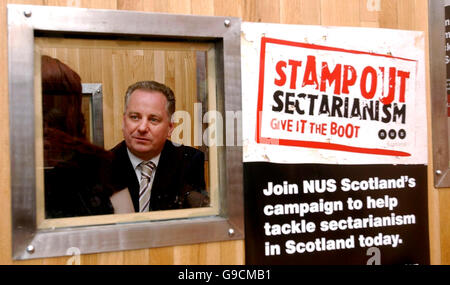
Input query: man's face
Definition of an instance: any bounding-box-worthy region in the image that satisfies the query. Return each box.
[122,89,174,161]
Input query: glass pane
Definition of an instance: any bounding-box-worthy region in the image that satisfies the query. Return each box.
[36,37,218,226]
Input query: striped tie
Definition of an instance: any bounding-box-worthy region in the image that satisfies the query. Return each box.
[138,161,156,212]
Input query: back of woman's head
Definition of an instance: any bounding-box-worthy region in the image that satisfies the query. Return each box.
[41,55,85,138]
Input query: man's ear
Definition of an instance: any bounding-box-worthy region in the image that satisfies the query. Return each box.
[167,119,174,138]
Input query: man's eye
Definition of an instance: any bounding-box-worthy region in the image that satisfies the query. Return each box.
[129,115,139,120]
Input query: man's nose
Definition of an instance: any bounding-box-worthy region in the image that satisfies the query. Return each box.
[137,119,149,132]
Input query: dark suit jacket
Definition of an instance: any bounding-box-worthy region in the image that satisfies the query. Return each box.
[111,140,208,211]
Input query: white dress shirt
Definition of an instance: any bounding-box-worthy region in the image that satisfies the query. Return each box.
[126,148,161,192]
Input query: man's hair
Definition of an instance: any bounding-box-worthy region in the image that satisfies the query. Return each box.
[124,81,176,117]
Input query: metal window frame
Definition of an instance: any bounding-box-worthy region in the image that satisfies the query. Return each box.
[8,4,243,260]
[428,0,450,188]
[81,83,104,148]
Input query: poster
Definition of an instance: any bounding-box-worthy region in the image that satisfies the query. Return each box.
[241,23,428,265]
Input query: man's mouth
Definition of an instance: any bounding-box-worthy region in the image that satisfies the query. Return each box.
[132,136,151,142]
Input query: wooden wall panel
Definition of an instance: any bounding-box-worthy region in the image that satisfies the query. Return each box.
[280,0,321,25]
[1,0,447,265]
[191,0,214,16]
[213,0,242,17]
[440,190,450,263]
[321,0,360,26]
[378,0,398,28]
[359,0,379,27]
[243,0,280,23]
[397,0,416,30]
[0,0,10,267]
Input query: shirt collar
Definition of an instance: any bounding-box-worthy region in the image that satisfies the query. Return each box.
[126,148,161,171]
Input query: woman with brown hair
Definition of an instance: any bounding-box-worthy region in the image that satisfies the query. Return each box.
[42,55,129,218]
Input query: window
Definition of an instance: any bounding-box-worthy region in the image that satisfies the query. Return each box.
[8,4,243,259]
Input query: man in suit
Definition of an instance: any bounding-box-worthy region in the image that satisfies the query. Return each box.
[111,81,208,212]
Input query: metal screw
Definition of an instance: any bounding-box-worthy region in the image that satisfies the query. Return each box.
[26,244,35,254]
[224,19,231,27]
[436,170,442,175]
[228,228,235,237]
[23,10,32,18]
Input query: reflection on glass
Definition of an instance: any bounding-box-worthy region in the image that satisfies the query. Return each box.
[110,80,209,213]
[42,54,209,219]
